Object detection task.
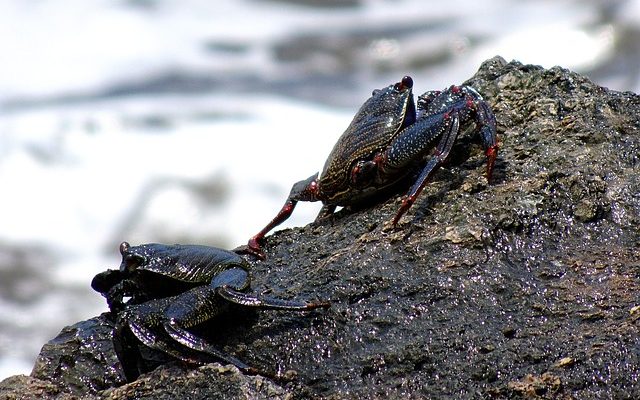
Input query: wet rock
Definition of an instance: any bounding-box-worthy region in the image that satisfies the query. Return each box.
[0,374,79,400]
[2,56,640,398]
[100,364,291,400]
[31,314,126,396]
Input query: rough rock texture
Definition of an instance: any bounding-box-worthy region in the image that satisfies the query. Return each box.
[2,57,639,399]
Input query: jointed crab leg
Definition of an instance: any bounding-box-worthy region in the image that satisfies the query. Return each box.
[388,86,498,224]
[216,285,331,310]
[115,296,249,381]
[163,324,258,372]
[216,268,330,310]
[116,267,328,379]
[391,111,461,225]
[245,199,297,259]
[244,174,319,258]
[475,98,499,181]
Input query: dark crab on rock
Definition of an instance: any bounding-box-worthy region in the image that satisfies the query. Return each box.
[91,242,330,381]
[243,76,498,258]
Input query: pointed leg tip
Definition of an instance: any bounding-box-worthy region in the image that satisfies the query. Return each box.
[243,367,297,382]
[234,239,266,260]
[485,145,498,183]
[383,212,405,231]
[389,196,413,227]
[242,366,261,376]
[312,300,332,309]
[380,219,395,232]
[486,169,494,184]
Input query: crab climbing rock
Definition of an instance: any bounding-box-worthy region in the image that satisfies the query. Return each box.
[91,242,330,381]
[243,76,498,258]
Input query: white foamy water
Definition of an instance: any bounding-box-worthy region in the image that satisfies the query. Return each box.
[1,0,638,380]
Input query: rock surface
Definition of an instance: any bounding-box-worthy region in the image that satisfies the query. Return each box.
[2,57,639,399]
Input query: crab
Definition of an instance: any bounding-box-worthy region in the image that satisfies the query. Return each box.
[91,241,330,381]
[243,76,498,258]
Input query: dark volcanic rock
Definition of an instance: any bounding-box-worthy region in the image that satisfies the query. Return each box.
[2,57,639,399]
[30,314,126,394]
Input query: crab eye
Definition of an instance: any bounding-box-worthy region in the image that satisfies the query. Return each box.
[371,89,381,96]
[401,75,413,89]
[119,241,130,256]
[394,75,413,91]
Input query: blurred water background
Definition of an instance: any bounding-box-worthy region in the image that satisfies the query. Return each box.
[1,0,639,379]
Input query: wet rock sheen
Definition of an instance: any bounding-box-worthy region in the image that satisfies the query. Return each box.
[2,57,639,399]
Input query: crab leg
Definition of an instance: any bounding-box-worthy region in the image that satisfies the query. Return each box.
[390,110,462,225]
[243,173,320,259]
[211,267,329,310]
[163,323,258,372]
[156,274,327,378]
[418,86,498,181]
[117,296,250,380]
[245,198,297,259]
[129,285,259,373]
[387,87,498,224]
[474,95,499,181]
[216,285,330,310]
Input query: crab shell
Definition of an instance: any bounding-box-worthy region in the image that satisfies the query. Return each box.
[317,76,416,205]
[117,241,248,287]
[91,242,251,305]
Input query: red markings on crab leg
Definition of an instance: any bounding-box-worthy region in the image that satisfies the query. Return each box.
[392,113,461,225]
[246,199,298,259]
[392,195,415,226]
[485,144,499,183]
